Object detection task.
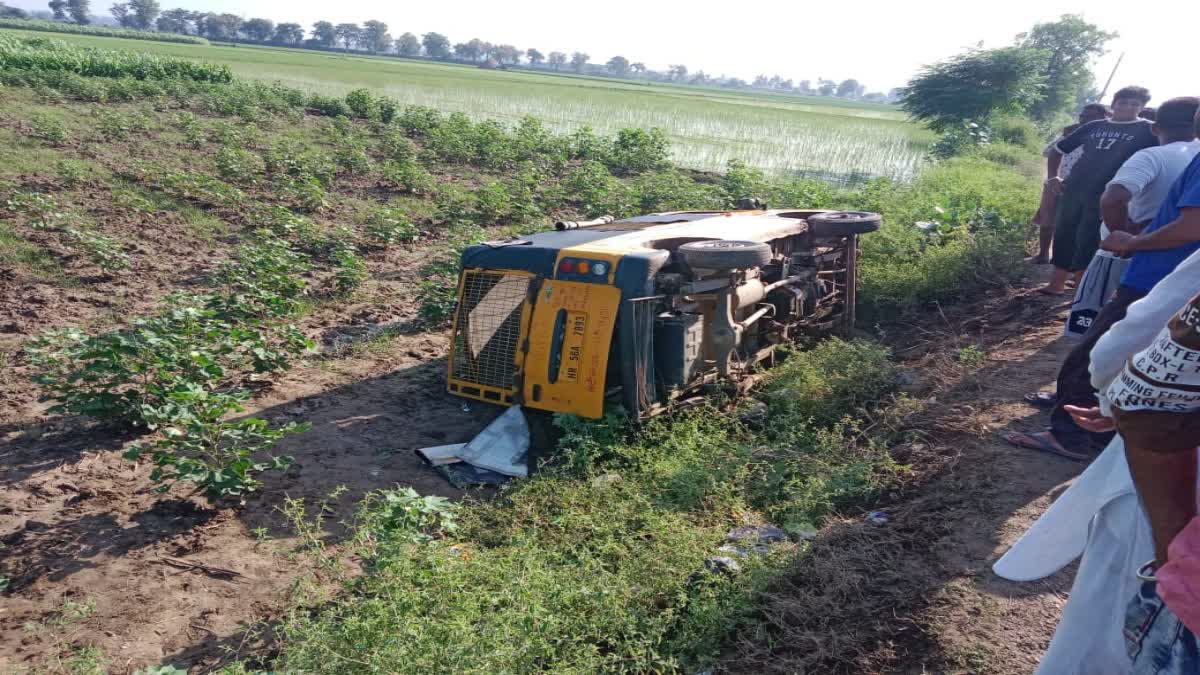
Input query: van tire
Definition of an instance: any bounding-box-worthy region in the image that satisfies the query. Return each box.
[679,240,772,270]
[808,211,882,237]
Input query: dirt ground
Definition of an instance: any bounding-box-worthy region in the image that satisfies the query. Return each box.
[3,257,1092,673]
[722,274,1089,674]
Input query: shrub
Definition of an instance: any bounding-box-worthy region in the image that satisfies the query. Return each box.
[63,226,130,274]
[723,159,768,204]
[123,387,306,499]
[215,146,264,184]
[6,191,64,229]
[332,134,372,176]
[95,108,133,140]
[378,128,416,162]
[307,94,350,118]
[396,105,441,139]
[55,159,88,188]
[990,115,1043,152]
[433,186,476,227]
[607,127,670,174]
[415,225,484,326]
[560,160,632,218]
[379,159,434,195]
[28,112,66,145]
[173,111,203,148]
[344,88,378,120]
[425,112,476,164]
[568,125,611,162]
[473,181,513,223]
[330,244,368,296]
[365,208,420,247]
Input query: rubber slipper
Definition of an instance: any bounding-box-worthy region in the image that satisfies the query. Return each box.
[1023,392,1057,409]
[1000,431,1090,461]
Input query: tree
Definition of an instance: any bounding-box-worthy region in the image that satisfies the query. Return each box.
[668,64,687,81]
[241,17,274,42]
[493,44,520,66]
[900,46,1048,132]
[606,55,630,76]
[110,3,133,26]
[817,78,836,96]
[547,51,566,70]
[454,39,481,62]
[48,0,68,20]
[836,78,862,98]
[361,20,391,53]
[422,32,451,59]
[156,8,191,33]
[334,23,360,51]
[526,48,544,66]
[796,79,812,95]
[630,62,645,75]
[0,3,29,17]
[273,23,303,45]
[570,52,588,72]
[689,70,710,85]
[395,31,420,56]
[1018,14,1116,119]
[311,21,336,48]
[65,0,88,23]
[198,12,240,40]
[120,0,157,29]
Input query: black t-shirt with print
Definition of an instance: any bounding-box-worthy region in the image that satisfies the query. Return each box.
[1056,119,1157,195]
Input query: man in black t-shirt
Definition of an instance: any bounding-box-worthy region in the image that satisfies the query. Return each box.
[1043,86,1157,295]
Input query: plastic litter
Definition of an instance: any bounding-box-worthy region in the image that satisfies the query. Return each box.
[865,511,889,526]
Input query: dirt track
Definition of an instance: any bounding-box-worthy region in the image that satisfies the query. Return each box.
[3,265,1093,673]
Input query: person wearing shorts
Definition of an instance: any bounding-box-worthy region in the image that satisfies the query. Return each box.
[1065,98,1200,338]
[1032,104,1111,264]
[1043,86,1157,295]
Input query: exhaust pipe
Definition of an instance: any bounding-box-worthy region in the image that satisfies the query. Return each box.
[555,215,614,231]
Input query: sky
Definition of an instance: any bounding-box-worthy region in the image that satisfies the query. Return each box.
[9,0,1194,102]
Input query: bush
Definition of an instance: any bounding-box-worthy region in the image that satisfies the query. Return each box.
[55,159,88,187]
[379,159,434,195]
[344,88,378,119]
[990,115,1043,152]
[330,244,369,296]
[307,94,350,118]
[63,226,129,274]
[396,105,441,139]
[215,146,264,184]
[607,127,670,174]
[365,208,419,247]
[28,112,66,144]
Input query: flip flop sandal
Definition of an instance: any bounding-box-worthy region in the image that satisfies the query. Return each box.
[1000,431,1090,461]
[1023,392,1057,409]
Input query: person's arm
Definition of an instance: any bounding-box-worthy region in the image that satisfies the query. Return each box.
[1100,184,1136,233]
[1104,207,1200,253]
[1128,444,1197,565]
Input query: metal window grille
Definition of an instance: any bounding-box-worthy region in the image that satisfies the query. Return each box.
[450,271,531,391]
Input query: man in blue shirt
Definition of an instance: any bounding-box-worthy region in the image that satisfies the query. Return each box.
[1005,109,1200,459]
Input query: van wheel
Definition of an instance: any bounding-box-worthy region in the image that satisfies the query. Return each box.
[678,240,772,271]
[808,211,881,237]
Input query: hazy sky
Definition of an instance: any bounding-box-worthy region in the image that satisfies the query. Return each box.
[11,0,1193,102]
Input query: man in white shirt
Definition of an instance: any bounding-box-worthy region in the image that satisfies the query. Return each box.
[1065,98,1200,338]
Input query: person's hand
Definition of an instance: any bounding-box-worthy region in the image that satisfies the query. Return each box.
[1046,176,1065,195]
[1064,405,1117,433]
[1101,230,1136,255]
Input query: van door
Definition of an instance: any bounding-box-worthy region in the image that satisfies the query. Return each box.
[521,279,620,418]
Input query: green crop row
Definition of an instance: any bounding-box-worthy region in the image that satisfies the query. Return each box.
[0,34,231,82]
[0,18,209,44]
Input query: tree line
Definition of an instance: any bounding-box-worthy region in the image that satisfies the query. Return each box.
[13,0,891,100]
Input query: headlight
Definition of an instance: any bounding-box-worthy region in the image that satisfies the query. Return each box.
[592,262,608,276]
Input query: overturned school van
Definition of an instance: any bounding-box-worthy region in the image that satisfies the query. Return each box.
[446,207,880,419]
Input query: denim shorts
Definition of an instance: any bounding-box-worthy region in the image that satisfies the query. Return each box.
[1125,579,1200,674]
